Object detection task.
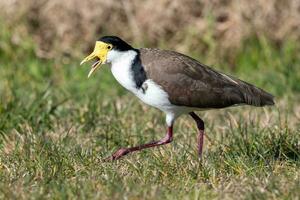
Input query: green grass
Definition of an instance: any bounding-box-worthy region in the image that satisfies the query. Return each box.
[0,27,300,199]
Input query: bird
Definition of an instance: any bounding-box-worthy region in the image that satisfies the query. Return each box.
[80,36,275,161]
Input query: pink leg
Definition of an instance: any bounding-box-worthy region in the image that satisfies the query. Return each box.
[189,112,205,158]
[105,126,173,161]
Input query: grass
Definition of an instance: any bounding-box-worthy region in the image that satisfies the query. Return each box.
[0,27,300,199]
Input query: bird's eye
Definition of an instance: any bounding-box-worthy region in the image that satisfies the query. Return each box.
[107,45,112,50]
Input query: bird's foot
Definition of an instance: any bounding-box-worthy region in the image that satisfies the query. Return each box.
[104,148,129,161]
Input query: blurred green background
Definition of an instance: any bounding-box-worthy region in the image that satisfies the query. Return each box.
[0,0,299,199]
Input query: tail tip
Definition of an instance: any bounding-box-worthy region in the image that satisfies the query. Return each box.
[262,95,275,106]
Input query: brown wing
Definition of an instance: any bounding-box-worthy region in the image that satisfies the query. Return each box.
[139,48,274,108]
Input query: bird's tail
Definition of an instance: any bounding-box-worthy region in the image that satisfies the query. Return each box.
[240,81,275,107]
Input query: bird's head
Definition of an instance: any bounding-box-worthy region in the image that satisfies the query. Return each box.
[80,36,134,78]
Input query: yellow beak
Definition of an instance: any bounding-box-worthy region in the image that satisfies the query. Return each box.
[80,52,102,78]
[80,41,111,78]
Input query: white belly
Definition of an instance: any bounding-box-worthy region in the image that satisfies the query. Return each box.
[135,79,172,110]
[111,63,169,108]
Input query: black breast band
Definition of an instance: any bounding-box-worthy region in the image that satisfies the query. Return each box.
[131,50,147,89]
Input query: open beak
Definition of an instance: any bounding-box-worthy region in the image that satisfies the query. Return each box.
[80,52,102,78]
[80,41,110,78]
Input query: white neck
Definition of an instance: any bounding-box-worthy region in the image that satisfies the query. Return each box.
[109,50,138,92]
[107,49,137,65]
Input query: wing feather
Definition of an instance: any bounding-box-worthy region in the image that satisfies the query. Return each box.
[139,48,274,108]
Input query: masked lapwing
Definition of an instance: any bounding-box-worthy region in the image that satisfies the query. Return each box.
[81,36,275,161]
